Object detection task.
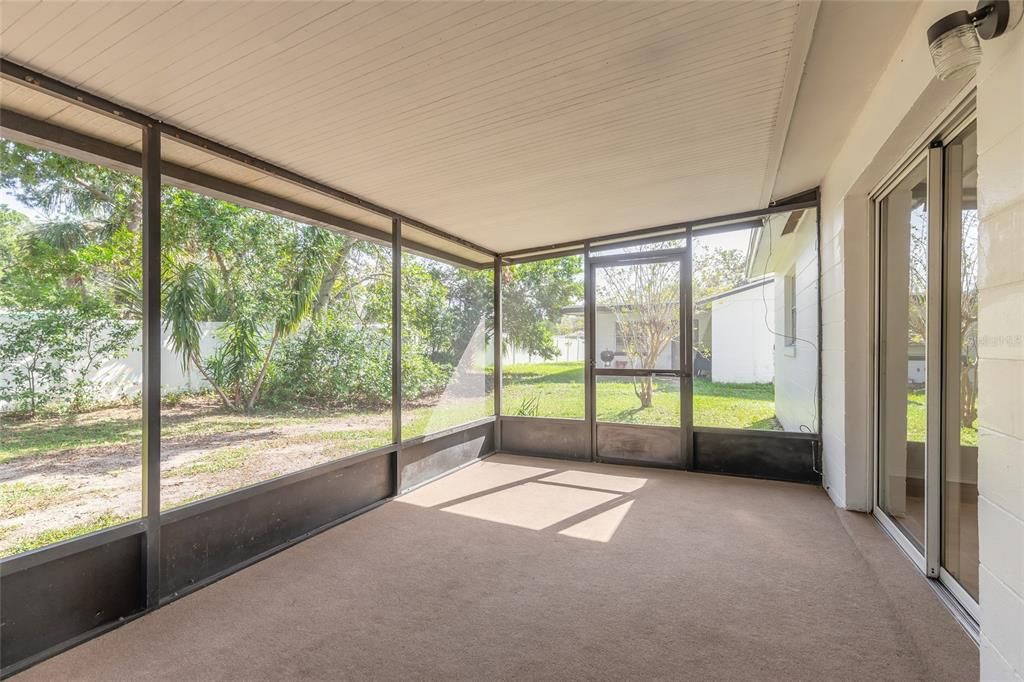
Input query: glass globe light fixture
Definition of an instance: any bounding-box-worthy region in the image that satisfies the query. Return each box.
[927,0,1023,80]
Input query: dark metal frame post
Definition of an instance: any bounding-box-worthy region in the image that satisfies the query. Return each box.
[583,243,595,461]
[391,217,402,495]
[493,256,503,450]
[815,194,824,469]
[680,230,694,469]
[140,124,161,607]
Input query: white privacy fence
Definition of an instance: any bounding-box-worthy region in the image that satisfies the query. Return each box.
[500,334,585,365]
[4,321,590,413]
[0,317,223,412]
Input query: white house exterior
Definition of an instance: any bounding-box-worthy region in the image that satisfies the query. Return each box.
[745,211,820,432]
[811,5,1023,675]
[706,279,775,384]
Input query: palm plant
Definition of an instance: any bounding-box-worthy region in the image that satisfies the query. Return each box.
[160,212,333,413]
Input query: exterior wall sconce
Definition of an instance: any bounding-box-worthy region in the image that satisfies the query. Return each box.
[927,0,1023,79]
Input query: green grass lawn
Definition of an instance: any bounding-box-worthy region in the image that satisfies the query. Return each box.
[502,362,779,430]
[905,390,977,446]
[1,364,779,468]
[401,398,493,440]
[1,512,132,558]
[0,399,490,466]
[0,362,781,557]
[0,407,329,464]
[0,481,70,517]
[1,365,983,560]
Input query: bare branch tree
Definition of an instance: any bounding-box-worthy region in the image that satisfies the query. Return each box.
[598,259,679,408]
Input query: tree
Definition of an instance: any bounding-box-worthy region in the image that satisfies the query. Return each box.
[502,257,583,359]
[1,141,142,238]
[692,245,747,301]
[908,209,929,348]
[3,141,336,414]
[67,299,139,410]
[0,207,29,296]
[160,190,335,413]
[0,304,136,416]
[598,257,679,408]
[0,309,78,416]
[1,139,584,416]
[0,149,142,416]
[958,210,979,429]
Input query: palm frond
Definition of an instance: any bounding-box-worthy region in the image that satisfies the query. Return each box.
[162,259,212,372]
[109,272,143,318]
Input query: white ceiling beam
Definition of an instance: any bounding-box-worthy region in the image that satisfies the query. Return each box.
[759,0,822,207]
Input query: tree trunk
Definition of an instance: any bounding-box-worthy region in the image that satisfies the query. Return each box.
[634,376,653,408]
[312,240,354,317]
[27,360,37,417]
[245,330,280,414]
[190,350,233,410]
[961,364,978,427]
[125,194,144,234]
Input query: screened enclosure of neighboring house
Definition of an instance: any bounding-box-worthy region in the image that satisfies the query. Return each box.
[0,64,818,674]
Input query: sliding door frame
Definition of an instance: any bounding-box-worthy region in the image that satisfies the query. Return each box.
[938,115,981,622]
[871,102,979,619]
[872,147,930,574]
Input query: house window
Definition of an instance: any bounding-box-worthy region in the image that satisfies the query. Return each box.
[784,269,797,349]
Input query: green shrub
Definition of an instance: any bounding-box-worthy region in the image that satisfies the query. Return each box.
[263,311,449,410]
[0,307,138,416]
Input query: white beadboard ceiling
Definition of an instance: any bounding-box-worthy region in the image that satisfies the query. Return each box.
[0,1,912,254]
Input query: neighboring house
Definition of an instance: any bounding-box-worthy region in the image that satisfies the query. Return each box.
[553,211,819,433]
[699,277,775,385]
[906,342,926,387]
[561,305,681,370]
[561,280,775,382]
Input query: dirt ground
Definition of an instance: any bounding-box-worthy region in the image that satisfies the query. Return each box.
[0,400,394,555]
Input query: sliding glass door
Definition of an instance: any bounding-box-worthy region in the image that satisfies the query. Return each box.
[875,116,979,617]
[878,158,931,556]
[941,123,979,606]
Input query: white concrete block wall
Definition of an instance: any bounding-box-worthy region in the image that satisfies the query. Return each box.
[774,218,819,432]
[819,196,848,506]
[976,23,1024,682]
[816,0,972,512]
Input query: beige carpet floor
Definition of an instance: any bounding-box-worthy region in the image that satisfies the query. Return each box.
[18,454,978,681]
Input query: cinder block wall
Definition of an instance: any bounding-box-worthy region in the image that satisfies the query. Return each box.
[976,25,1024,682]
[816,2,1022,676]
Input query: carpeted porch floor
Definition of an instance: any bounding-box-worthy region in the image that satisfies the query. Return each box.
[18,453,978,681]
